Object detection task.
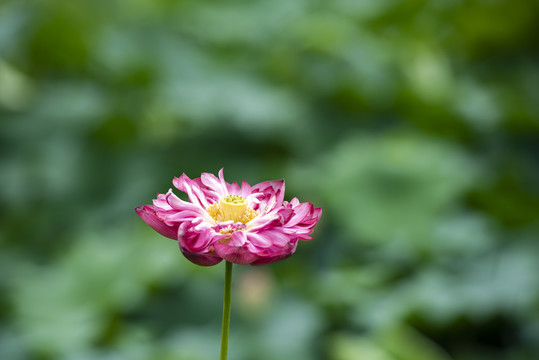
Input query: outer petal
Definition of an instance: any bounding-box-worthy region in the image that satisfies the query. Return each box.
[214,243,259,265]
[282,200,322,240]
[250,179,285,212]
[239,180,252,198]
[200,169,228,199]
[247,207,294,232]
[251,243,297,266]
[165,191,215,223]
[227,181,241,195]
[173,174,211,208]
[228,230,248,247]
[152,192,173,210]
[245,229,290,248]
[179,222,225,253]
[135,205,178,240]
[285,201,314,227]
[180,247,222,266]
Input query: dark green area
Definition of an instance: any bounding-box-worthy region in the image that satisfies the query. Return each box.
[1,0,538,359]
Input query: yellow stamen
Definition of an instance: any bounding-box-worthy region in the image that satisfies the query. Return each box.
[220,195,247,222]
[207,195,258,224]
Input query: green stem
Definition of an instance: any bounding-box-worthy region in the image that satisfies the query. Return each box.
[220,261,233,360]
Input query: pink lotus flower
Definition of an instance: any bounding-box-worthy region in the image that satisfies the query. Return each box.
[136,169,321,266]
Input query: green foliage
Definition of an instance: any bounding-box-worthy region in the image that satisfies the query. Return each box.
[1,0,538,359]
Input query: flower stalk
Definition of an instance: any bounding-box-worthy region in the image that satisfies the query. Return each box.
[220,261,233,360]
[135,169,322,358]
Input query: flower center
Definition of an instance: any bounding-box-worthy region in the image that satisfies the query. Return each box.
[207,195,258,224]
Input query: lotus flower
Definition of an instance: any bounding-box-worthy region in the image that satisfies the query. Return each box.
[136,169,321,266]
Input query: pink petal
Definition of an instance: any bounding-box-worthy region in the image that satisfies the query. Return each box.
[229,231,248,247]
[180,247,222,266]
[247,207,293,231]
[244,232,274,247]
[200,171,228,199]
[251,179,285,212]
[239,180,252,198]
[165,211,205,223]
[192,177,220,203]
[218,168,230,193]
[282,201,322,240]
[251,243,297,265]
[213,243,259,265]
[179,223,224,253]
[164,191,208,217]
[247,212,280,230]
[251,251,295,266]
[135,205,178,240]
[153,191,173,210]
[289,197,300,206]
[286,202,314,227]
[245,229,290,248]
[173,174,211,208]
[227,181,241,195]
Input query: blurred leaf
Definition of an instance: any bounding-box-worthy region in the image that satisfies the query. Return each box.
[376,325,452,360]
[329,334,393,360]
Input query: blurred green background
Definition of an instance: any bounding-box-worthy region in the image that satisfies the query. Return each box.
[1,0,539,359]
